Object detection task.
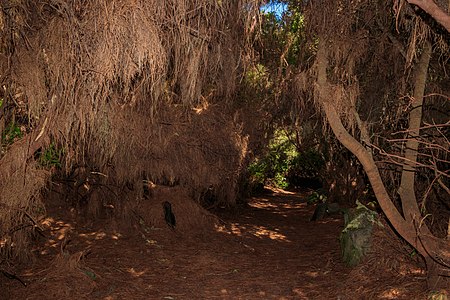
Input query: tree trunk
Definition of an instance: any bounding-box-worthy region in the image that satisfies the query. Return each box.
[315,38,449,288]
[315,41,416,244]
[399,41,431,223]
[398,40,449,290]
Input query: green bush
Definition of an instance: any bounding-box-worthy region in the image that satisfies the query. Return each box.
[246,129,325,191]
[37,143,64,168]
[247,129,297,189]
[307,188,327,204]
[289,149,324,179]
[2,122,23,145]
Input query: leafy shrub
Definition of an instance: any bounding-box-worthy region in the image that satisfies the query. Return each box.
[247,130,296,188]
[307,188,327,204]
[2,122,23,145]
[246,129,326,192]
[287,148,325,181]
[37,143,64,168]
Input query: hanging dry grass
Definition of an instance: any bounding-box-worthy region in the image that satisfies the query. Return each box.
[0,0,260,259]
[0,161,49,260]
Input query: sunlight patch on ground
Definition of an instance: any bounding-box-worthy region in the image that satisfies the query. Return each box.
[379,288,406,299]
[111,233,122,240]
[78,231,107,240]
[251,225,289,241]
[214,224,230,234]
[215,222,289,241]
[305,271,320,278]
[399,265,425,276]
[41,217,55,227]
[40,218,74,250]
[215,223,245,236]
[230,223,244,235]
[264,186,296,195]
[249,198,278,209]
[280,202,305,209]
[127,267,146,277]
[249,199,305,210]
[292,288,308,297]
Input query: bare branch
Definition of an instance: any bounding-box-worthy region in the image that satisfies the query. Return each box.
[369,142,450,178]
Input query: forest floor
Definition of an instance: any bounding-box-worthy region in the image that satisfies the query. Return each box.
[1,187,430,299]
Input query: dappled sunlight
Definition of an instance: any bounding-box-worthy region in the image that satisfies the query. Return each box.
[249,198,306,212]
[249,198,278,209]
[315,217,343,225]
[41,217,55,227]
[78,231,107,240]
[127,267,147,277]
[250,199,306,210]
[398,264,425,276]
[38,215,126,257]
[264,186,296,195]
[280,202,305,209]
[379,288,406,299]
[215,222,289,242]
[215,223,245,236]
[40,218,74,251]
[251,225,289,241]
[111,233,123,240]
[292,288,308,298]
[304,271,320,278]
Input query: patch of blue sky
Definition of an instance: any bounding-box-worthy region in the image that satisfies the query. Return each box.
[260,2,288,19]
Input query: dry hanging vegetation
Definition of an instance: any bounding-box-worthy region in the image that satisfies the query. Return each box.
[0,0,260,260]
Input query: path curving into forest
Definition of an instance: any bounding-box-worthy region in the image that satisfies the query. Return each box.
[2,188,426,299]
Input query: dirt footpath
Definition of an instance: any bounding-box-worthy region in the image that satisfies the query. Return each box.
[1,188,427,299]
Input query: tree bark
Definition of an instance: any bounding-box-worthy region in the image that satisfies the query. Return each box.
[399,41,432,224]
[407,0,450,32]
[399,40,450,290]
[315,38,450,288]
[315,41,416,244]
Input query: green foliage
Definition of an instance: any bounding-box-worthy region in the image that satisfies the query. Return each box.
[247,129,326,191]
[245,63,272,91]
[289,148,325,178]
[261,3,304,64]
[247,129,298,189]
[38,143,64,168]
[307,189,327,204]
[2,122,23,145]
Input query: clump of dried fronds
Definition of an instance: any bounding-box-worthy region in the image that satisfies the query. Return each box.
[0,0,260,259]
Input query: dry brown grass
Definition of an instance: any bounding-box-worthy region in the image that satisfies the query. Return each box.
[0,0,259,259]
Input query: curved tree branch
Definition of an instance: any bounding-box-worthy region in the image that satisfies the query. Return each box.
[407,0,450,32]
[315,37,450,284]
